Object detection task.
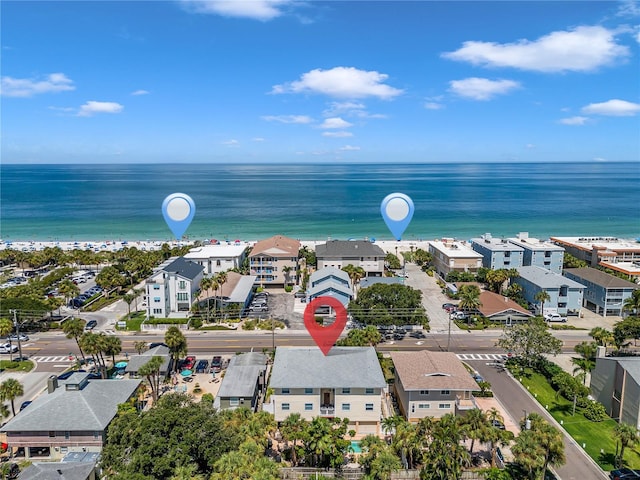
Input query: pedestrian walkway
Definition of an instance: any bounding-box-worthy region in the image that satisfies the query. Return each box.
[457,353,508,361]
[31,355,74,363]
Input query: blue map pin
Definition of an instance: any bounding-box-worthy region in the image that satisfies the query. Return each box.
[380,193,414,241]
[162,193,195,240]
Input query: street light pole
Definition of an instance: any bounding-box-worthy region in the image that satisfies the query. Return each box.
[446,313,452,352]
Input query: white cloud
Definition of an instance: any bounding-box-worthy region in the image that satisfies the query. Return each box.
[593,157,608,162]
[339,145,360,151]
[261,114,313,124]
[180,0,293,21]
[322,101,386,119]
[272,66,403,99]
[222,139,239,146]
[581,99,640,116]
[448,77,520,100]
[252,137,265,142]
[319,117,353,129]
[322,131,353,138]
[77,101,124,117]
[526,144,536,149]
[442,26,629,72]
[131,89,149,96]
[424,102,444,110]
[559,116,589,125]
[616,0,640,17]
[48,106,75,113]
[1,73,75,97]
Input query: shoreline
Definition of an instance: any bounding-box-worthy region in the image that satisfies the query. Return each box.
[0,238,434,256]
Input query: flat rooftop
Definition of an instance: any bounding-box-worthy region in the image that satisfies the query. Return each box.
[551,236,640,253]
[185,244,247,258]
[428,239,483,258]
[508,233,564,251]
[471,235,524,252]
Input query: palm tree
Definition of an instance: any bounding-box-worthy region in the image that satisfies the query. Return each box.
[122,292,136,319]
[614,422,639,468]
[623,289,640,316]
[164,326,187,372]
[572,341,597,384]
[369,447,402,480]
[422,414,470,480]
[0,318,13,362]
[392,420,419,469]
[461,408,489,454]
[534,290,551,317]
[458,284,482,322]
[138,355,164,403]
[200,276,213,322]
[589,326,614,347]
[342,264,366,293]
[381,414,403,439]
[58,279,80,305]
[0,378,24,416]
[280,413,307,466]
[62,317,87,361]
[216,271,228,313]
[104,335,122,365]
[134,341,148,355]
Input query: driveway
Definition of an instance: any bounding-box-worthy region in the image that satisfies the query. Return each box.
[403,263,460,333]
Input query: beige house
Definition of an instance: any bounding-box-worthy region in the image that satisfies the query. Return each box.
[268,347,387,438]
[315,240,386,277]
[390,351,479,422]
[249,235,300,287]
[428,239,483,278]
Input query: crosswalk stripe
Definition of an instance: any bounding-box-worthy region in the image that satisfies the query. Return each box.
[456,353,507,361]
[32,356,74,363]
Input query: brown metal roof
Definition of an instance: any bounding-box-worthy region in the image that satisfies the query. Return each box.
[249,235,300,257]
[389,351,479,391]
[477,291,532,318]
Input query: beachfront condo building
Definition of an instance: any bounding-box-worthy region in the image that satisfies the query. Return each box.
[563,268,639,317]
[427,238,483,278]
[248,235,300,288]
[315,240,386,277]
[184,243,247,275]
[145,256,204,318]
[514,266,584,316]
[550,236,640,283]
[507,232,564,274]
[267,347,387,438]
[390,351,479,422]
[471,233,524,269]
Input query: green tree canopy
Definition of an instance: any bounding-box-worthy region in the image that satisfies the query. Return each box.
[348,283,428,327]
[496,318,562,365]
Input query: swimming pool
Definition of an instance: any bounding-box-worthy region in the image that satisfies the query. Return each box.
[349,441,362,453]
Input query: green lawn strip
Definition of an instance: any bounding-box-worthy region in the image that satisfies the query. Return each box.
[517,369,640,470]
[0,360,34,372]
[116,312,145,331]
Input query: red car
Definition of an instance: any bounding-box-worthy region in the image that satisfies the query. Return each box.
[183,355,196,370]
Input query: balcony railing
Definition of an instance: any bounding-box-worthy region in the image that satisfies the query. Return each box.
[455,395,477,410]
[320,405,335,416]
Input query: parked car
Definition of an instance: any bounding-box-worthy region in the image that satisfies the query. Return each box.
[84,320,97,330]
[610,469,640,480]
[211,356,223,372]
[490,419,505,430]
[0,343,19,354]
[7,333,29,342]
[183,355,196,370]
[442,303,456,310]
[451,311,469,320]
[544,313,567,323]
[195,359,209,373]
[294,291,307,299]
[19,401,32,411]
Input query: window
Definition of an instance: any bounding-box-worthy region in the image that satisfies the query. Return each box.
[365,403,374,411]
[365,388,374,394]
[94,431,101,439]
[230,397,239,407]
[49,431,55,438]
[216,260,221,266]
[441,390,450,395]
[418,403,430,409]
[342,388,351,394]
[177,292,188,301]
[305,403,313,411]
[179,280,186,289]
[281,388,290,394]
[153,285,160,290]
[64,431,70,439]
[305,388,313,395]
[153,308,162,314]
[282,403,290,411]
[342,403,351,411]
[419,390,429,395]
[154,297,161,302]
[439,403,451,409]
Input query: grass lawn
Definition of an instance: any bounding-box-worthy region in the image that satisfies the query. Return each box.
[0,360,34,372]
[117,312,145,331]
[515,367,640,470]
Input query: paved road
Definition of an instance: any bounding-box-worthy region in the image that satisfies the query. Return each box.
[468,359,608,480]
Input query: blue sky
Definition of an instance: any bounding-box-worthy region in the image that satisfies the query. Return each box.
[2,0,639,164]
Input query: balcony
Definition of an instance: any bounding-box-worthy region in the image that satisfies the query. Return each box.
[320,405,335,416]
[455,395,477,411]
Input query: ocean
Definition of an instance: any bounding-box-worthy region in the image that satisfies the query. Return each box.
[1,162,639,242]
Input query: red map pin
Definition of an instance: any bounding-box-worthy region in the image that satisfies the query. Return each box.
[303,296,348,356]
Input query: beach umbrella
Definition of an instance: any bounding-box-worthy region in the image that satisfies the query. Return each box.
[181,369,193,377]
[115,361,128,369]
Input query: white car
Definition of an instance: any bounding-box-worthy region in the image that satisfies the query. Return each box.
[544,313,567,323]
[0,343,19,354]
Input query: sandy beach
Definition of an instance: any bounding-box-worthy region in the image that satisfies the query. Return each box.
[0,238,432,256]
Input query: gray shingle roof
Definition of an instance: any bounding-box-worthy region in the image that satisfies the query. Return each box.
[217,365,265,398]
[125,345,171,374]
[310,267,350,286]
[359,277,403,289]
[269,347,386,389]
[516,266,584,289]
[564,268,639,289]
[162,256,204,280]
[1,378,140,432]
[19,462,96,480]
[316,240,385,259]
[229,352,267,367]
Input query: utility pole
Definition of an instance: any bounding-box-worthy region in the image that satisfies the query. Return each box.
[446,313,452,352]
[10,309,23,361]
